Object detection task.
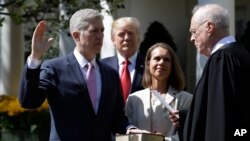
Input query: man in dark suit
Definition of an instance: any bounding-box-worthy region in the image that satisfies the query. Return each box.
[183,4,250,141]
[101,17,144,102]
[18,9,141,141]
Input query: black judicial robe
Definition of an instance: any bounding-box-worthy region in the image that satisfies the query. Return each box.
[183,42,250,141]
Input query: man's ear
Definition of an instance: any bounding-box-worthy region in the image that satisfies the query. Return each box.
[207,21,215,35]
[72,31,80,41]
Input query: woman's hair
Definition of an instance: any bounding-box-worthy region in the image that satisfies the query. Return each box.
[142,42,185,90]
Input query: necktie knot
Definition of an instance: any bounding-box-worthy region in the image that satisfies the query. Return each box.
[86,63,95,79]
[88,62,93,68]
[123,59,130,66]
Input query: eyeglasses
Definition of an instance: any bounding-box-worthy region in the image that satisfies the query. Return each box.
[190,20,208,36]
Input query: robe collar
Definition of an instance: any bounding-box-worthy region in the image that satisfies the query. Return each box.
[211,36,236,54]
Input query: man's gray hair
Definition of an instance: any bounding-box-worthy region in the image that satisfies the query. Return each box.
[192,4,229,30]
[69,9,103,32]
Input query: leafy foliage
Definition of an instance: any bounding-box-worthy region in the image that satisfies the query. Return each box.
[240,21,250,53]
[0,0,125,28]
[139,21,177,57]
[0,0,124,59]
[0,95,49,133]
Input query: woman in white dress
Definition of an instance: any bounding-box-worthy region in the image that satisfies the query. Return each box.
[125,43,193,141]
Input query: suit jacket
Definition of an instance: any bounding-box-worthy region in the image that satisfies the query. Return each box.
[125,87,193,141]
[183,42,250,141]
[18,53,129,141]
[101,54,145,94]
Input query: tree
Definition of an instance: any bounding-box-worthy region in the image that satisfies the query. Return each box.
[0,0,125,59]
[139,21,177,57]
[0,0,125,27]
[240,21,250,53]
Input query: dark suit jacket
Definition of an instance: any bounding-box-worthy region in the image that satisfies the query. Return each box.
[18,53,129,141]
[101,54,145,94]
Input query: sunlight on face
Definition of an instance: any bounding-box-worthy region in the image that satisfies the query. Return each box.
[149,47,172,81]
[189,14,210,56]
[78,18,104,56]
[112,22,140,58]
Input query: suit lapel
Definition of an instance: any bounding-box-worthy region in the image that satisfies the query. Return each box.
[112,57,119,71]
[66,53,94,113]
[166,86,178,109]
[131,55,145,93]
[95,60,106,115]
[66,53,86,88]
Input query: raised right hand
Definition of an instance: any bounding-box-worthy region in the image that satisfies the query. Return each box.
[30,20,54,60]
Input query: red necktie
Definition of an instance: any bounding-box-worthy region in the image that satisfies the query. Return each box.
[121,60,131,102]
[86,63,97,113]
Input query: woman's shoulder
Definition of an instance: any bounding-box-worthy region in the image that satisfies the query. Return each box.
[177,90,193,100]
[130,88,150,96]
[126,88,151,105]
[169,86,192,96]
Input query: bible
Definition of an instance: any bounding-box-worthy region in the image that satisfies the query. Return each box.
[116,133,164,141]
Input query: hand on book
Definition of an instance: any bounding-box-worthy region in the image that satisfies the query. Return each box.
[127,128,151,134]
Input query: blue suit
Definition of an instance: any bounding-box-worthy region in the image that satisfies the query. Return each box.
[101,54,145,94]
[19,53,129,141]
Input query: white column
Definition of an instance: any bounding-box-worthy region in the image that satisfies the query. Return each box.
[0,5,24,96]
[100,0,115,59]
[59,30,75,57]
[59,1,75,57]
[196,0,235,83]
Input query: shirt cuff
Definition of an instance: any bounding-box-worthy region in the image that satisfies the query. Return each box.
[27,56,42,69]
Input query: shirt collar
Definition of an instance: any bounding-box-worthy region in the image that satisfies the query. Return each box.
[117,52,138,66]
[73,48,97,68]
[211,36,236,54]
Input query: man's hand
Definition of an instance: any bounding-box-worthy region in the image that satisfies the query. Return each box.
[127,128,151,134]
[169,110,180,128]
[30,20,54,60]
